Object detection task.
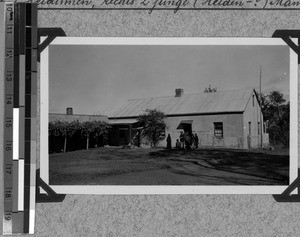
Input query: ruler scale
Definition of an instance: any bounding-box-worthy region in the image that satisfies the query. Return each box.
[24,3,33,233]
[13,2,23,233]
[2,2,37,235]
[29,5,37,233]
[3,3,14,234]
[12,4,19,228]
[17,3,25,221]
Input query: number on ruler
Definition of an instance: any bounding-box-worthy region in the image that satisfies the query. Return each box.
[5,188,12,199]
[6,96,12,105]
[5,49,13,58]
[6,119,12,128]
[5,165,12,175]
[6,4,13,23]
[6,4,13,13]
[6,73,13,81]
[5,143,12,152]
[6,25,13,34]
[4,212,12,221]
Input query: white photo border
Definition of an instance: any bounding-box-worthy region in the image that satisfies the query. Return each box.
[40,37,298,195]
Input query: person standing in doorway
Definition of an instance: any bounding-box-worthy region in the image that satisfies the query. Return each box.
[179,131,184,149]
[194,133,199,149]
[190,133,195,149]
[185,132,191,150]
[166,134,172,149]
[175,139,181,149]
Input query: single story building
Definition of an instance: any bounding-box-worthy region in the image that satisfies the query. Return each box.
[49,107,108,123]
[108,89,269,149]
[49,108,109,152]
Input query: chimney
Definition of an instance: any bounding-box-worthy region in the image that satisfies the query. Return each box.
[66,107,73,115]
[175,88,184,97]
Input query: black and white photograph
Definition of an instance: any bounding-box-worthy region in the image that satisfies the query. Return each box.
[40,38,298,194]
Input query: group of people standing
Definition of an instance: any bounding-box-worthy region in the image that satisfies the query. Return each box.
[166,131,199,150]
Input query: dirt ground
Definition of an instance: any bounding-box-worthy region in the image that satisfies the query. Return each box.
[49,147,289,185]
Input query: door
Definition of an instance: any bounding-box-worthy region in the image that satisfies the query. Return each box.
[183,123,192,135]
[118,128,128,145]
[247,122,251,149]
[177,120,193,135]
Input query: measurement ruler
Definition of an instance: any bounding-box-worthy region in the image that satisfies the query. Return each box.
[3,2,37,235]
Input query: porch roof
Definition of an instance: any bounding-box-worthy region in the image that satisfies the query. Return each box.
[109,118,138,125]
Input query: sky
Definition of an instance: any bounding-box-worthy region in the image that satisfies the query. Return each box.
[49,44,290,116]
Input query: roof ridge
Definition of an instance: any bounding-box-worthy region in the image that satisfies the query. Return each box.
[128,88,253,101]
[112,88,253,117]
[49,113,106,117]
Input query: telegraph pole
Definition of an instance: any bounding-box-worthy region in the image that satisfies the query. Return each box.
[259,66,263,149]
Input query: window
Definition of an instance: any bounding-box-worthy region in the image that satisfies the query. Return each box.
[248,122,251,135]
[258,122,260,135]
[214,122,223,138]
[252,95,255,107]
[159,130,166,139]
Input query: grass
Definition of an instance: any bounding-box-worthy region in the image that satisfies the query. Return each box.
[49,147,289,185]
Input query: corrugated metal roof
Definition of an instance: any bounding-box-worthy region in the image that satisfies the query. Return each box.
[109,118,138,124]
[49,113,108,122]
[110,89,254,118]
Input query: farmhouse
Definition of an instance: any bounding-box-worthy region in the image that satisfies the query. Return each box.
[108,89,269,149]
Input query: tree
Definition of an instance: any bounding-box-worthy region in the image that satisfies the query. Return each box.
[268,91,286,105]
[93,121,111,139]
[204,85,217,93]
[80,120,111,150]
[49,120,81,152]
[49,121,57,136]
[137,109,167,148]
[258,91,289,147]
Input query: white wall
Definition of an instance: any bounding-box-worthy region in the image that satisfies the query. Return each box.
[159,113,244,148]
[242,91,268,148]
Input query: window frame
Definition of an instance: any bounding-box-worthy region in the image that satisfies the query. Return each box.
[214,122,223,138]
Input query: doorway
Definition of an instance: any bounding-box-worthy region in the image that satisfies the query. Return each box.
[177,120,193,135]
[183,123,192,135]
[247,122,251,149]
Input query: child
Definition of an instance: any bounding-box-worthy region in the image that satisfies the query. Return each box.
[176,139,181,149]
